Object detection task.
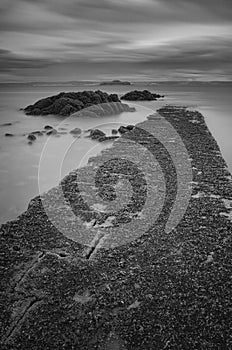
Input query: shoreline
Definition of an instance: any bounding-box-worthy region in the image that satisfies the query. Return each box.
[1,106,232,349]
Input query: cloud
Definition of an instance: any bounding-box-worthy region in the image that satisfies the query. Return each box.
[0,0,231,81]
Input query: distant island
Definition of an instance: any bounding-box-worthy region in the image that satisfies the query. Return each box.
[23,90,135,117]
[121,90,164,101]
[100,80,131,86]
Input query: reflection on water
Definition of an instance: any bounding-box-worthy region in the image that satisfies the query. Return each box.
[0,82,231,223]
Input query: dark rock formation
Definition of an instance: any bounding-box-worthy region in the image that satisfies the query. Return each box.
[27,134,36,141]
[89,129,106,140]
[100,80,131,85]
[70,128,81,135]
[5,133,14,137]
[44,125,53,130]
[23,91,135,117]
[121,90,164,101]
[112,129,118,135]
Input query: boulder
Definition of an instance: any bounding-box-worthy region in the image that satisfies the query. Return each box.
[44,125,53,130]
[5,133,14,137]
[112,129,118,135]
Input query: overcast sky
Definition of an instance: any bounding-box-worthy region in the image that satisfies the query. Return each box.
[0,0,232,82]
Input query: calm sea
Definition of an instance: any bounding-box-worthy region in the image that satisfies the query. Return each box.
[0,82,231,224]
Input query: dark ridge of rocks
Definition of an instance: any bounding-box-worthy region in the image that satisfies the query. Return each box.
[1,106,232,349]
[5,133,14,137]
[23,91,135,117]
[100,80,131,85]
[121,89,164,101]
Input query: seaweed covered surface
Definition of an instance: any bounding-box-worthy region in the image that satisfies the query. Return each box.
[0,106,232,349]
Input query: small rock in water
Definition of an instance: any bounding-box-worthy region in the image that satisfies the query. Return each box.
[112,129,118,134]
[70,127,81,135]
[89,129,106,140]
[46,129,57,135]
[5,133,14,137]
[27,134,36,141]
[44,125,53,130]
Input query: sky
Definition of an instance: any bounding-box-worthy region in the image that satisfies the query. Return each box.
[0,0,232,82]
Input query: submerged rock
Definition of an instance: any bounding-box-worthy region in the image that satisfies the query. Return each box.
[112,129,118,135]
[70,128,82,135]
[5,133,14,137]
[1,122,12,127]
[121,90,164,101]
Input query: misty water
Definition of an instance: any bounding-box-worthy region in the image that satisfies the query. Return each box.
[0,82,231,224]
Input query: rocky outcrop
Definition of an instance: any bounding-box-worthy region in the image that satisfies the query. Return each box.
[23,91,135,117]
[121,90,164,101]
